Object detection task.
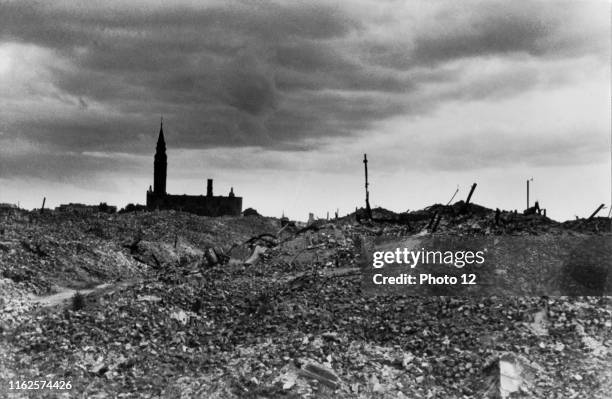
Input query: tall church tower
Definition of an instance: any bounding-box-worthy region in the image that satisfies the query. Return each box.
[153,118,167,195]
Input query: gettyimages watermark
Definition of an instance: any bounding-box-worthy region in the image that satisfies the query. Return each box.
[361,235,612,296]
[372,247,486,269]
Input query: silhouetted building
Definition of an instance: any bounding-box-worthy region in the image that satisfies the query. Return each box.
[146,120,242,216]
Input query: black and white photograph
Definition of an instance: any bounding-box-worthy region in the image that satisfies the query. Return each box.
[0,0,611,397]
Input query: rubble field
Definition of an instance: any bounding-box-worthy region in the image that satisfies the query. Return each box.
[0,205,611,398]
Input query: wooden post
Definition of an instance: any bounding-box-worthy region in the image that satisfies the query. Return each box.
[588,204,606,220]
[465,183,477,205]
[40,197,46,214]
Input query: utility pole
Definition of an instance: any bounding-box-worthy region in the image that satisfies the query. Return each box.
[363,154,372,219]
[526,178,533,209]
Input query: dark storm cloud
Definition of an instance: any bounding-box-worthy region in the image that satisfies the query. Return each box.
[0,140,144,181]
[0,0,608,173]
[412,4,554,66]
[366,1,608,70]
[220,52,278,116]
[0,1,357,52]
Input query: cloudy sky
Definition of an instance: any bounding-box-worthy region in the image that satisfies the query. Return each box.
[0,0,609,221]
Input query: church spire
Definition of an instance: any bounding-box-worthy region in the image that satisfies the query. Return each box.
[153,117,167,195]
[156,116,165,150]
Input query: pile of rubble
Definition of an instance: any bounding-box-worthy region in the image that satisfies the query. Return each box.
[348,201,609,236]
[0,278,35,331]
[0,210,280,293]
[0,207,610,398]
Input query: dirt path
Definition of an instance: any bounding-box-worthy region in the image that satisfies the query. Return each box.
[32,281,135,308]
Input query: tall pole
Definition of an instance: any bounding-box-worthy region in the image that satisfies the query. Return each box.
[526,179,529,209]
[526,178,533,209]
[363,154,372,219]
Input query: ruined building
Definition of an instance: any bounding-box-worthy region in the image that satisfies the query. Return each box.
[146,121,242,216]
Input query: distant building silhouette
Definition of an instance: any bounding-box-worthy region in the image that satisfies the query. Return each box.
[146,120,242,216]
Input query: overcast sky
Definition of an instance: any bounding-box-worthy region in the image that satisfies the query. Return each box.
[0,0,610,221]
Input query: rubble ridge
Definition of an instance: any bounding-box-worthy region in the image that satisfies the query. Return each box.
[344,202,610,235]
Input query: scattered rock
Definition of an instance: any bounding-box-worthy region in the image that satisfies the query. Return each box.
[299,361,341,389]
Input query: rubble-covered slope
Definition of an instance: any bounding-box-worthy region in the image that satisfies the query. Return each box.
[0,208,610,398]
[0,210,278,293]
